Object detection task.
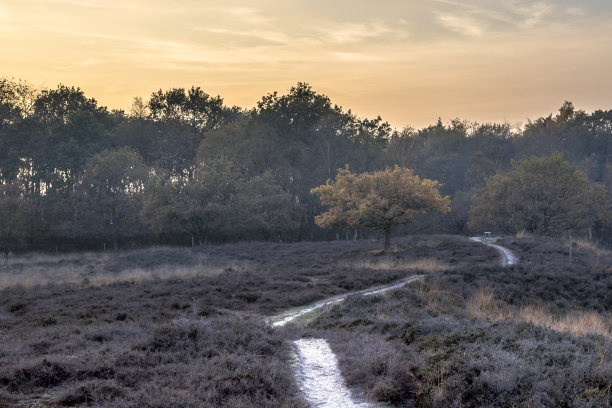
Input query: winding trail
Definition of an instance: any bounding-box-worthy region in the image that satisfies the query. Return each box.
[272,275,423,407]
[293,338,378,408]
[271,275,424,327]
[469,236,518,266]
[275,237,517,407]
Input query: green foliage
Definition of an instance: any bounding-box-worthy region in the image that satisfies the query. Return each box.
[0,78,37,128]
[142,158,237,244]
[469,152,610,235]
[77,148,149,249]
[148,86,230,134]
[231,171,300,240]
[33,84,101,126]
[141,159,299,244]
[256,82,339,136]
[197,117,282,178]
[0,182,26,258]
[312,166,450,249]
[1,78,612,249]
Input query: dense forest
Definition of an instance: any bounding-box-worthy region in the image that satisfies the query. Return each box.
[1,78,611,252]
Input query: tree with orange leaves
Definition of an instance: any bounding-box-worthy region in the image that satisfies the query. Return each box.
[311,166,450,250]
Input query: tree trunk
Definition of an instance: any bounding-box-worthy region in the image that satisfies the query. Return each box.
[384,225,391,251]
[113,230,119,251]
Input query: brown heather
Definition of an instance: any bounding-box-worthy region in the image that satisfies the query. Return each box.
[1,235,611,407]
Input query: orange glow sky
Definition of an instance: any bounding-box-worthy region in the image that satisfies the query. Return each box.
[2,0,612,129]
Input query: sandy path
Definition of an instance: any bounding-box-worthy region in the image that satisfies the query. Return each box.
[469,237,518,266]
[281,238,517,406]
[293,338,378,407]
[271,275,424,327]
[273,275,424,407]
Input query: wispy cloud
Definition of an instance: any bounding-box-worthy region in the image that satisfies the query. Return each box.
[514,1,553,27]
[312,21,393,44]
[215,7,272,25]
[0,5,17,32]
[204,28,290,45]
[430,0,555,33]
[330,52,385,62]
[565,7,586,17]
[77,32,297,69]
[41,0,153,12]
[436,13,484,36]
[0,4,9,22]
[74,57,104,67]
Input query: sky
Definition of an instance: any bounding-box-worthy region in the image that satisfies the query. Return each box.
[2,0,612,129]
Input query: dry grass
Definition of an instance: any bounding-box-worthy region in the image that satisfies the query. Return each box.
[1,247,250,289]
[575,238,611,257]
[515,230,534,240]
[345,257,451,273]
[0,263,247,289]
[519,306,612,338]
[468,288,612,339]
[466,287,511,322]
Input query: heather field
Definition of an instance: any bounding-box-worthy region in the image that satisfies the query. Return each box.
[0,235,610,407]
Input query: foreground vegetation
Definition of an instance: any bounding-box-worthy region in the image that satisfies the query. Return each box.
[307,235,612,407]
[1,235,610,407]
[0,236,491,407]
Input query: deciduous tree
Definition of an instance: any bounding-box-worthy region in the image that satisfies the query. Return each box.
[0,183,26,266]
[312,166,450,250]
[148,86,229,134]
[468,152,611,235]
[78,148,149,250]
[141,159,237,245]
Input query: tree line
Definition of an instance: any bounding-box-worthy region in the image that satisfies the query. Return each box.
[1,78,611,254]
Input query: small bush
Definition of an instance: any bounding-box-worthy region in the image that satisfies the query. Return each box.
[55,380,126,406]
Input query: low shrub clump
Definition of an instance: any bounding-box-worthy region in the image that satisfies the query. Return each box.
[0,317,307,407]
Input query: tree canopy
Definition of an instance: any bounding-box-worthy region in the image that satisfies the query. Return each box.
[76,148,149,249]
[468,153,611,235]
[0,182,26,264]
[312,166,450,249]
[1,77,612,250]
